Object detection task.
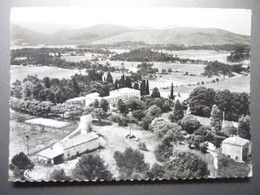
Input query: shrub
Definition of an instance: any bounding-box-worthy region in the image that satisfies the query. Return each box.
[181,115,200,134]
[50,168,70,180]
[147,163,165,179]
[118,115,128,126]
[154,139,173,162]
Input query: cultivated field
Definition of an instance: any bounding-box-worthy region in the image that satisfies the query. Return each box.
[10,65,81,83]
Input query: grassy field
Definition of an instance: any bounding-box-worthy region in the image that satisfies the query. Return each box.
[11,65,80,83]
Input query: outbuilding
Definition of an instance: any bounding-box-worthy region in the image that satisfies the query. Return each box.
[221,136,251,162]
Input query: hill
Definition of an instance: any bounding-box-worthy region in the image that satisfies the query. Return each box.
[11,24,250,46]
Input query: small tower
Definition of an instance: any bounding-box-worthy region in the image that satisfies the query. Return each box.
[80,115,92,134]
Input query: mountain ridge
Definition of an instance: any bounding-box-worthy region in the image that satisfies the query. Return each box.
[11,24,250,46]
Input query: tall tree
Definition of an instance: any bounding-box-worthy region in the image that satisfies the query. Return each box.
[100,98,109,112]
[210,104,222,132]
[106,71,113,84]
[237,115,251,140]
[119,74,125,88]
[125,77,132,88]
[146,80,150,95]
[169,83,174,101]
[71,78,81,95]
[133,82,139,90]
[43,77,50,88]
[170,99,184,122]
[140,80,146,96]
[115,79,119,89]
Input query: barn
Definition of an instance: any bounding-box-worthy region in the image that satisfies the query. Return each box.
[37,132,100,165]
[221,136,251,162]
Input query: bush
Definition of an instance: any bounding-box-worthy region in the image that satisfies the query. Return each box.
[154,139,173,162]
[118,115,128,126]
[11,152,34,171]
[50,168,70,180]
[181,115,200,134]
[147,163,165,179]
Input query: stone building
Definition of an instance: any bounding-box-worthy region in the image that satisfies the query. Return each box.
[222,136,251,162]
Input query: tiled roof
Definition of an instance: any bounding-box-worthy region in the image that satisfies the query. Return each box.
[222,136,250,146]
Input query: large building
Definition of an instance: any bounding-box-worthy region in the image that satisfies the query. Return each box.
[222,136,251,162]
[67,87,140,107]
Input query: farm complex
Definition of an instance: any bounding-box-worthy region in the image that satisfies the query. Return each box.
[9,7,252,182]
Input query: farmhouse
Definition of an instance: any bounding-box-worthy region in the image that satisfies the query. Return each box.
[37,115,100,165]
[221,136,251,162]
[67,87,140,107]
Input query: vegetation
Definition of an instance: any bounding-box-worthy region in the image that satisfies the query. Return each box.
[49,168,70,180]
[227,47,250,62]
[154,138,174,162]
[237,115,251,140]
[10,152,35,180]
[181,115,200,134]
[188,87,250,121]
[169,99,184,123]
[114,147,150,179]
[73,154,113,180]
[163,152,210,179]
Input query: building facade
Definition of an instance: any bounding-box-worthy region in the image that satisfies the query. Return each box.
[222,136,251,162]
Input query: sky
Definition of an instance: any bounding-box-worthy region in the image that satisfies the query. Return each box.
[11,7,251,35]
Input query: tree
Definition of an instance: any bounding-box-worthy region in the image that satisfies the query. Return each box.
[154,138,173,162]
[117,99,129,115]
[152,117,180,141]
[106,71,113,83]
[237,115,251,140]
[93,99,99,108]
[100,98,109,112]
[147,105,161,118]
[73,154,112,180]
[119,74,125,88]
[147,163,165,179]
[43,77,50,88]
[188,87,215,117]
[132,110,145,121]
[10,152,35,180]
[181,115,200,134]
[146,80,150,95]
[133,82,139,90]
[210,104,222,132]
[163,152,209,179]
[169,83,175,101]
[92,108,108,125]
[98,84,110,97]
[114,147,150,179]
[151,87,160,98]
[50,168,70,180]
[125,77,132,88]
[71,77,81,95]
[170,100,184,123]
[140,80,146,96]
[114,79,119,89]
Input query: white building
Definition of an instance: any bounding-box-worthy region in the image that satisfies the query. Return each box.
[37,115,100,165]
[85,87,140,106]
[67,87,140,107]
[222,136,251,162]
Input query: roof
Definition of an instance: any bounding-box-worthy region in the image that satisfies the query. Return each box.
[222,136,250,146]
[60,132,99,149]
[38,142,64,159]
[85,87,140,100]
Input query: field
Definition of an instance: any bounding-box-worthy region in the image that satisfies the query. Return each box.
[25,118,71,128]
[10,65,81,83]
[9,110,78,160]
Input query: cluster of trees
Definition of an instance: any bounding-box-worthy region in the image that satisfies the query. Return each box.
[10,97,87,119]
[136,62,158,76]
[114,74,133,89]
[151,44,250,52]
[188,86,250,121]
[227,47,250,62]
[11,48,93,69]
[204,61,247,77]
[111,48,179,62]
